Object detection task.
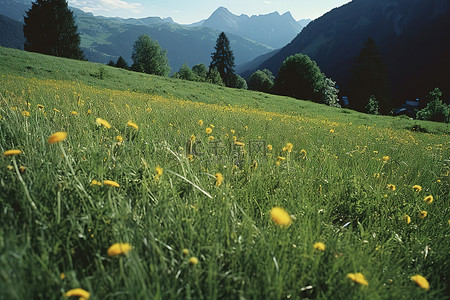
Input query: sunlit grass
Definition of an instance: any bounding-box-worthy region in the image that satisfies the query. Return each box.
[0,47,449,299]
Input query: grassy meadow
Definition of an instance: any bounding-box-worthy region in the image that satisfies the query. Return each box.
[0,46,449,299]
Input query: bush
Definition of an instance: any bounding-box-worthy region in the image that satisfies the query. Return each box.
[248,69,274,93]
[416,88,449,123]
[365,95,379,115]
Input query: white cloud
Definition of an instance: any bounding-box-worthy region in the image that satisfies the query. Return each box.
[264,1,272,4]
[69,0,142,14]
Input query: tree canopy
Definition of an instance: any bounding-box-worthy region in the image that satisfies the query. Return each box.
[131,34,170,76]
[209,32,235,87]
[23,0,84,60]
[248,69,274,93]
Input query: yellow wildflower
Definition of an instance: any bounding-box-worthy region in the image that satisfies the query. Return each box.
[155,166,163,177]
[234,141,245,147]
[90,179,102,186]
[347,273,369,286]
[190,134,196,141]
[107,243,132,257]
[418,211,427,219]
[70,111,78,115]
[387,184,396,191]
[86,109,92,115]
[3,149,22,156]
[96,118,111,129]
[48,132,67,144]
[116,135,123,144]
[270,207,292,227]
[382,156,390,162]
[313,242,326,251]
[215,173,223,187]
[63,288,90,299]
[329,129,335,133]
[277,156,286,161]
[198,120,203,126]
[188,257,199,265]
[103,180,120,187]
[37,104,44,109]
[22,111,30,117]
[424,195,433,204]
[6,165,13,171]
[53,108,60,113]
[182,249,189,256]
[205,127,212,134]
[208,136,215,141]
[230,129,235,134]
[300,149,307,158]
[403,214,411,224]
[284,142,293,152]
[413,185,422,192]
[19,166,26,173]
[411,275,429,291]
[267,144,273,151]
[127,121,138,130]
[60,273,65,280]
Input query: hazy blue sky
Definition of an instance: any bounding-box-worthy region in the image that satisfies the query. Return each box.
[68,0,351,23]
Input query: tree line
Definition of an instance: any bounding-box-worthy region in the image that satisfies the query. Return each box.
[22,0,448,122]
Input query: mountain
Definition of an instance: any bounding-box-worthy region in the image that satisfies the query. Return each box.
[72,8,272,71]
[245,0,450,107]
[201,7,309,49]
[0,1,273,72]
[0,14,24,50]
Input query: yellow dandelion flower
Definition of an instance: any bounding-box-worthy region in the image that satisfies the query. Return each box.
[210,124,215,128]
[411,275,429,291]
[96,118,111,129]
[208,136,215,141]
[190,134,196,141]
[215,173,223,187]
[116,135,123,143]
[313,242,326,251]
[347,273,369,286]
[329,129,335,133]
[277,156,286,161]
[413,185,422,192]
[103,180,119,187]
[127,121,138,130]
[418,211,427,219]
[90,179,102,186]
[19,166,26,173]
[22,111,30,117]
[187,154,194,161]
[387,184,396,191]
[424,195,433,204]
[403,214,411,224]
[107,243,132,257]
[382,156,390,162]
[60,273,65,280]
[3,149,22,156]
[285,142,293,152]
[155,166,163,177]
[188,257,199,265]
[53,108,60,113]
[230,129,235,134]
[198,120,203,126]
[300,149,307,158]
[37,104,44,109]
[267,144,273,151]
[64,288,90,299]
[270,206,292,227]
[276,161,281,166]
[6,165,13,171]
[182,249,189,256]
[234,141,245,147]
[205,127,212,134]
[70,111,78,115]
[48,132,67,144]
[86,109,92,115]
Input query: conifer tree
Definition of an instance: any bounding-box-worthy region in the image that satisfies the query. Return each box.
[209,32,235,87]
[23,0,84,60]
[348,37,390,114]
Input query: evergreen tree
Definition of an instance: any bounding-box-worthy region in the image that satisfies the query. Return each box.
[131,34,170,76]
[365,95,379,115]
[206,68,224,86]
[416,88,449,122]
[115,56,128,69]
[348,37,390,114]
[209,32,235,87]
[23,0,84,60]
[192,64,208,81]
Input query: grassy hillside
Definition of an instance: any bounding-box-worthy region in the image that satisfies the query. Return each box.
[0,47,449,299]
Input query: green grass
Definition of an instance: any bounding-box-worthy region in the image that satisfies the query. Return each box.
[0,46,449,299]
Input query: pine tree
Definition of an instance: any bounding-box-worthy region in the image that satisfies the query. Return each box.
[209,32,235,87]
[23,0,84,60]
[115,56,129,69]
[348,38,390,114]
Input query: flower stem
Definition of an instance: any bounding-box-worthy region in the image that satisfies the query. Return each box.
[12,156,37,211]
